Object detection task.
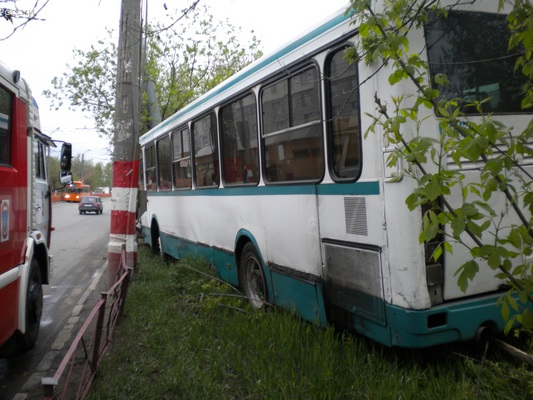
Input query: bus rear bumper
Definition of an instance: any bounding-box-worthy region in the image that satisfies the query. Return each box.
[383,293,521,348]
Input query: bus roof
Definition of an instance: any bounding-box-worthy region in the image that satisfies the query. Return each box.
[139,6,354,146]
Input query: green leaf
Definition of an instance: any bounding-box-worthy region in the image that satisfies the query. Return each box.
[443,241,453,255]
[522,309,533,330]
[507,295,519,312]
[426,176,442,201]
[451,217,465,239]
[432,244,443,261]
[455,260,479,292]
[487,253,501,269]
[501,300,510,322]
[388,69,407,85]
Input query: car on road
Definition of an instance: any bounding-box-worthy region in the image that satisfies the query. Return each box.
[78,196,103,214]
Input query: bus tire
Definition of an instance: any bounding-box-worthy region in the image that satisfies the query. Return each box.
[20,258,43,351]
[151,222,168,260]
[240,243,268,311]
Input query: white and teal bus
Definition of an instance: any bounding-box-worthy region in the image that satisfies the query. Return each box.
[138,1,532,348]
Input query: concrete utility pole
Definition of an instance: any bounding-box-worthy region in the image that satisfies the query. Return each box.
[108,0,142,287]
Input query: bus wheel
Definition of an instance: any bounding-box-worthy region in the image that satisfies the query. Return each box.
[240,243,268,311]
[20,258,43,351]
[157,236,165,259]
[151,223,167,260]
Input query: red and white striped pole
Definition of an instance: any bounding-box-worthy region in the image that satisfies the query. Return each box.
[108,160,139,284]
[108,0,141,287]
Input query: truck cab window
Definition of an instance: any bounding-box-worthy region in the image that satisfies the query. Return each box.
[0,86,12,166]
[34,139,46,180]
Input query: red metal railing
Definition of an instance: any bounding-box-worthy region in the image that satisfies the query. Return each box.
[42,245,132,399]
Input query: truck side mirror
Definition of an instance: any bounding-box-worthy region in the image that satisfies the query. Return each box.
[60,171,73,185]
[59,143,73,186]
[60,143,72,172]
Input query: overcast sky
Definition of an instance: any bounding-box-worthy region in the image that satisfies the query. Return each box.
[0,0,349,163]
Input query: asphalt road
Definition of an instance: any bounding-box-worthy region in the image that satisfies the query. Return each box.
[0,198,111,400]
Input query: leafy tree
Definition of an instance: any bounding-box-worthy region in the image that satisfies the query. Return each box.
[348,0,533,333]
[43,3,263,141]
[49,155,60,190]
[43,28,117,140]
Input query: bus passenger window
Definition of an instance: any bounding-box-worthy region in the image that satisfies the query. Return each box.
[193,113,219,188]
[145,144,157,191]
[172,127,192,189]
[0,86,12,166]
[326,47,362,181]
[261,66,323,183]
[157,136,172,190]
[220,93,259,186]
[139,153,144,189]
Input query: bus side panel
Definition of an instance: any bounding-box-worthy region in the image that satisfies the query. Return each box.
[156,217,328,325]
[270,270,328,326]
[147,190,324,278]
[382,176,433,310]
[144,190,326,321]
[158,229,239,286]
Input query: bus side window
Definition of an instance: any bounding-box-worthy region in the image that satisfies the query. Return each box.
[220,93,259,186]
[171,127,192,189]
[261,66,323,183]
[193,113,219,188]
[144,144,157,191]
[326,47,362,181]
[157,136,172,191]
[139,152,144,189]
[0,86,12,166]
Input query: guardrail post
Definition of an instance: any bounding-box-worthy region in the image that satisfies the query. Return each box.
[118,267,133,317]
[92,291,108,372]
[42,377,58,399]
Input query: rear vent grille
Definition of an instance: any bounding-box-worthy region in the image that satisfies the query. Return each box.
[324,243,384,321]
[344,197,368,236]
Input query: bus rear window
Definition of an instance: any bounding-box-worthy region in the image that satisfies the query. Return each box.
[425,11,528,114]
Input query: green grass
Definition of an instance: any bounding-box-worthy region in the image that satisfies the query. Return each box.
[87,246,533,399]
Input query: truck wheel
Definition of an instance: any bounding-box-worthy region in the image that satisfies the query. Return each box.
[20,258,43,351]
[240,243,268,311]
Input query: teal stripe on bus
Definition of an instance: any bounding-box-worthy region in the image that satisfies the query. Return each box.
[146,181,380,197]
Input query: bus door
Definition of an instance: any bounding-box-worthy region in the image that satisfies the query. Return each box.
[318,45,388,327]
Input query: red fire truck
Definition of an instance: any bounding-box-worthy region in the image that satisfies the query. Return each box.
[0,61,72,355]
